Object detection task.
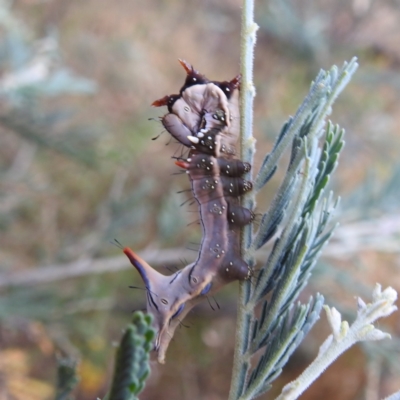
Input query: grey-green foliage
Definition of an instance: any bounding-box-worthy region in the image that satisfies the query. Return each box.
[0,1,97,165]
[232,58,358,400]
[342,163,400,218]
[107,312,155,400]
[55,357,80,400]
[257,0,329,61]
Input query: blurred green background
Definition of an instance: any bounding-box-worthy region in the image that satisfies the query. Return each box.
[0,0,399,399]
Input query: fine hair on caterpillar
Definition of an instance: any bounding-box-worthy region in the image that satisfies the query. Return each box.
[124,60,254,363]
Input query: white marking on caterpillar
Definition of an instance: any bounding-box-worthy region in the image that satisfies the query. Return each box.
[188,135,199,144]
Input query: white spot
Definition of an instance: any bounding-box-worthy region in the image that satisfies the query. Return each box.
[226,88,230,92]
[201,128,208,133]
[193,78,197,81]
[197,132,204,138]
[208,136,212,140]
[188,136,199,144]
[187,158,192,162]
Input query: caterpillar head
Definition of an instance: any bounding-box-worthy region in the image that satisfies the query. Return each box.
[152,60,241,154]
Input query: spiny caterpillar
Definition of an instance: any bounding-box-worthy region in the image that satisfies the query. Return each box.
[124,60,254,363]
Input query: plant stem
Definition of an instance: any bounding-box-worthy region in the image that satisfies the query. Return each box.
[228,0,258,399]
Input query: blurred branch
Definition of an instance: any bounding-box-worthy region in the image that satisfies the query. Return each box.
[61,167,129,259]
[326,214,400,255]
[0,111,97,166]
[0,248,189,288]
[1,214,399,288]
[4,141,37,181]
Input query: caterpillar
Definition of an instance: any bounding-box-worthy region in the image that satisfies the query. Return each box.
[124,61,254,363]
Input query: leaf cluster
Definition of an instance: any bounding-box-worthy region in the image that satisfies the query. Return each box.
[231,58,358,399]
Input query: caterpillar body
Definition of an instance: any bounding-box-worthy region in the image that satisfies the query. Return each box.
[125,61,254,363]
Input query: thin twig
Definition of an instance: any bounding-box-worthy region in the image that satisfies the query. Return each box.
[0,216,399,289]
[229,0,258,398]
[0,248,195,288]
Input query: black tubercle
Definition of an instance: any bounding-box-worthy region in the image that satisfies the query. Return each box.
[192,176,253,204]
[221,177,253,197]
[194,130,237,157]
[227,202,255,228]
[179,63,209,94]
[213,81,234,99]
[212,75,241,99]
[217,158,252,176]
[166,95,181,113]
[222,257,250,280]
[185,154,251,178]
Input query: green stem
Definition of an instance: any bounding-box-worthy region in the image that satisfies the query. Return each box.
[228,0,258,399]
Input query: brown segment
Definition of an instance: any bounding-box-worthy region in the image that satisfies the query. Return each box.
[220,176,253,197]
[177,154,251,178]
